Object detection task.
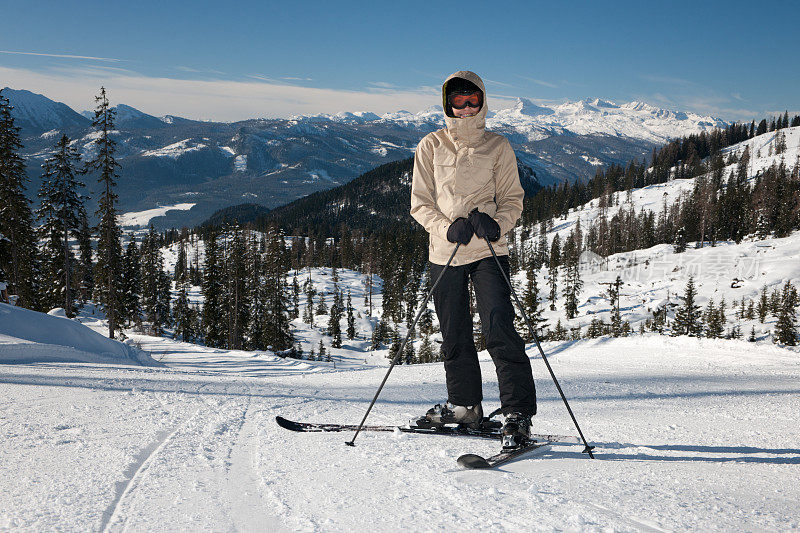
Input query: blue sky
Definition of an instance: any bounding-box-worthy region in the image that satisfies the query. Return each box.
[1,0,798,122]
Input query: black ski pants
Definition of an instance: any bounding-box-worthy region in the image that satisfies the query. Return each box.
[430,254,536,416]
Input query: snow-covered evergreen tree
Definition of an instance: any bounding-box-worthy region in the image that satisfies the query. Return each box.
[264,227,293,351]
[86,87,122,338]
[775,281,798,346]
[521,265,546,340]
[303,275,315,326]
[36,134,85,316]
[120,239,141,328]
[0,90,41,310]
[673,277,703,337]
[75,214,94,304]
[224,225,249,349]
[346,290,356,340]
[201,231,226,348]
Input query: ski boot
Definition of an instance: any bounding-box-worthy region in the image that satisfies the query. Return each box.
[501,412,532,450]
[413,403,483,429]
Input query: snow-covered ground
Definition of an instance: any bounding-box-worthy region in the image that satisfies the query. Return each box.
[2,124,799,530]
[118,203,196,228]
[1,328,799,531]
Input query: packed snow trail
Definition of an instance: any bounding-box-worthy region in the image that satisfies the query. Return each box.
[1,336,799,531]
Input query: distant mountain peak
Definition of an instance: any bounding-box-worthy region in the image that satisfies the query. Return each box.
[2,87,90,135]
[510,98,554,117]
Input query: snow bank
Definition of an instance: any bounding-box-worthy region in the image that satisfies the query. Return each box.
[0,303,161,366]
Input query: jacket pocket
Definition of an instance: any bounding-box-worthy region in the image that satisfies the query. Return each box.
[433,150,457,188]
[455,154,495,196]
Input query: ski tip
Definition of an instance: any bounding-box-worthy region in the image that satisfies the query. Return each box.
[275,416,303,431]
[457,453,491,469]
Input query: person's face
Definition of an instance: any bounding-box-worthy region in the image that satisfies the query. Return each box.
[452,104,480,118]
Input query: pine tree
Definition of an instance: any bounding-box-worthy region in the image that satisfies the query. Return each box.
[303,275,316,326]
[328,294,343,348]
[224,225,249,349]
[174,239,187,282]
[673,277,703,336]
[263,226,293,351]
[140,227,171,336]
[387,323,401,362]
[86,87,123,338]
[418,333,434,364]
[370,317,386,349]
[563,252,582,320]
[36,134,86,315]
[291,275,300,319]
[75,214,94,305]
[0,90,41,309]
[140,229,161,334]
[346,289,356,340]
[317,339,327,360]
[547,263,558,311]
[757,286,769,323]
[316,291,328,315]
[550,318,568,341]
[156,264,173,333]
[521,266,546,339]
[201,231,226,347]
[403,327,415,364]
[606,276,623,337]
[536,222,548,268]
[673,225,687,253]
[173,276,192,342]
[120,239,141,328]
[704,299,724,338]
[775,281,798,346]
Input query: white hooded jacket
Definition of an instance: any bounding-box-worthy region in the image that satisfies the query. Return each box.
[410,70,524,266]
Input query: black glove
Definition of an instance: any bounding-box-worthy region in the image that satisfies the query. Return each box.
[446,217,474,244]
[469,209,501,242]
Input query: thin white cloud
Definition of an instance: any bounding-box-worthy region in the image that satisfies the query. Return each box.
[640,74,697,87]
[281,76,313,81]
[0,50,122,62]
[484,78,516,89]
[177,66,226,75]
[0,65,444,121]
[516,75,559,89]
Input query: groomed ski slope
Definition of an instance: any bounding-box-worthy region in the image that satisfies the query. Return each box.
[1,332,799,531]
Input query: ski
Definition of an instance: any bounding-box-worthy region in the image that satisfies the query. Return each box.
[457,442,550,469]
[275,416,580,444]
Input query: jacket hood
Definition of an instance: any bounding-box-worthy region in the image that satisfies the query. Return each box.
[442,70,487,145]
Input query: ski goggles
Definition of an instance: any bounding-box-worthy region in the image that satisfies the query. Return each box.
[448,91,483,109]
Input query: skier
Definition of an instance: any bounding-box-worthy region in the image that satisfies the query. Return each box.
[410,70,536,447]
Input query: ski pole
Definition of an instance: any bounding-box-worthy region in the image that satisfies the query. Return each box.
[483,237,595,458]
[346,242,461,447]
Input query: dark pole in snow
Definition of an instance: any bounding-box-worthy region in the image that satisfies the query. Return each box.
[346,243,460,447]
[484,237,595,458]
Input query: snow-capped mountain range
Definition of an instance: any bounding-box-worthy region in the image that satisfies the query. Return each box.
[304,97,725,145]
[3,87,727,229]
